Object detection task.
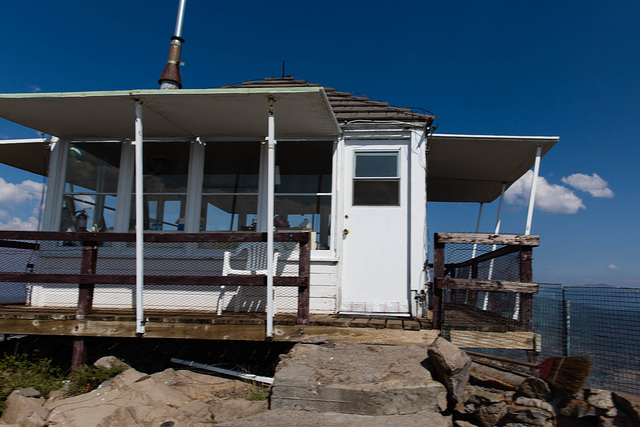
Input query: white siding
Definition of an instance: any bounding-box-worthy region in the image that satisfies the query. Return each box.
[27,249,339,315]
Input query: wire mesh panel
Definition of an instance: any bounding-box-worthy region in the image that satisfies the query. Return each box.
[0,246,38,303]
[535,284,640,395]
[439,241,530,335]
[0,231,310,320]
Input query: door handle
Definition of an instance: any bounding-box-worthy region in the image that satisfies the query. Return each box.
[343,229,349,235]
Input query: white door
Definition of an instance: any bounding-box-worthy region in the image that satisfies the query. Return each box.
[340,141,409,314]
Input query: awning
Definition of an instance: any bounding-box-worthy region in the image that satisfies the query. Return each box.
[427,134,558,203]
[0,87,340,139]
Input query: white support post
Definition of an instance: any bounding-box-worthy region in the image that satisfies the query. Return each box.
[525,145,543,236]
[41,137,68,231]
[134,101,145,335]
[266,97,276,339]
[185,138,205,233]
[113,141,135,232]
[484,183,506,310]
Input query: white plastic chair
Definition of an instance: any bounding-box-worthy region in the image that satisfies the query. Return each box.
[218,243,281,315]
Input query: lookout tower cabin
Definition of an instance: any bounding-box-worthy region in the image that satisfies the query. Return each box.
[0,77,557,340]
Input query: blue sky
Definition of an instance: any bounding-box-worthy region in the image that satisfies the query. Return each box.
[0,1,638,287]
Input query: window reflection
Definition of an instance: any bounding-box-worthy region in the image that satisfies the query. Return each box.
[60,143,120,232]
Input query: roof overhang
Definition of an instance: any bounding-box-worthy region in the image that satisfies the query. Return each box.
[0,87,341,139]
[427,134,558,203]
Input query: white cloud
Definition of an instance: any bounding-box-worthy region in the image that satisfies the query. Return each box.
[29,85,42,93]
[0,178,44,207]
[0,215,39,230]
[607,264,619,270]
[561,173,614,198]
[505,170,586,214]
[0,179,44,230]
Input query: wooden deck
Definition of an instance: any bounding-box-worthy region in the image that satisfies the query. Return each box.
[0,305,536,349]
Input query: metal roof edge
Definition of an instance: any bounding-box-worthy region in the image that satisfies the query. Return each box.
[0,87,324,100]
[431,133,559,142]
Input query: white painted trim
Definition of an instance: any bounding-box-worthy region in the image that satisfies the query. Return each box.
[0,138,47,144]
[41,138,68,231]
[185,139,205,233]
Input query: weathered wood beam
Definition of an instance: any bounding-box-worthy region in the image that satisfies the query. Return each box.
[441,277,538,293]
[434,233,539,247]
[0,231,309,243]
[0,273,307,287]
[450,331,537,350]
[0,318,536,349]
[0,240,40,250]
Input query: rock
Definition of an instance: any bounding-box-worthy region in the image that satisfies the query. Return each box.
[43,367,258,426]
[14,387,42,398]
[612,391,640,424]
[559,399,597,418]
[428,337,472,404]
[93,355,130,370]
[1,390,49,427]
[588,389,615,410]
[454,421,480,427]
[505,404,554,426]
[474,402,507,427]
[519,377,553,400]
[597,415,636,427]
[215,409,453,427]
[465,386,504,406]
[209,399,268,423]
[514,396,556,416]
[271,343,447,416]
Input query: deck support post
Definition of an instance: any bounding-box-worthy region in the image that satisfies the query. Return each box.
[266,97,276,339]
[72,239,98,370]
[297,232,310,325]
[432,237,445,330]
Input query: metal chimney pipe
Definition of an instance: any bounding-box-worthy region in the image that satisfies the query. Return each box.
[159,0,187,89]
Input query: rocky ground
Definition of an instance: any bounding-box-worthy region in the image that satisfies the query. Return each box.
[1,336,639,426]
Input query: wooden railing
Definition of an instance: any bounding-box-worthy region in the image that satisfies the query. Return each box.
[432,232,539,330]
[0,230,311,325]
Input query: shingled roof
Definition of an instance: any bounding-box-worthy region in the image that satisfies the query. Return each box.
[220,77,433,125]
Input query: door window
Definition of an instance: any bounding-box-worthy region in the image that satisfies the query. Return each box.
[353,151,400,206]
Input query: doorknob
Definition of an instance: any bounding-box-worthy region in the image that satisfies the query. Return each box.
[343,229,349,235]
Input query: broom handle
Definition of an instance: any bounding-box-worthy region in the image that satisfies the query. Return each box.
[466,350,538,368]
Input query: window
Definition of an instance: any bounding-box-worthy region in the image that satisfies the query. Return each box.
[201,141,261,231]
[275,141,333,250]
[353,151,400,206]
[133,141,190,231]
[61,143,121,232]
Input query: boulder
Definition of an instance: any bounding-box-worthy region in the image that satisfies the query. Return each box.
[271,343,447,416]
[428,337,472,404]
[42,367,262,426]
[0,389,50,427]
[612,391,640,424]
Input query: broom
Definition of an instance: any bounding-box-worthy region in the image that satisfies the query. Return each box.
[466,350,592,393]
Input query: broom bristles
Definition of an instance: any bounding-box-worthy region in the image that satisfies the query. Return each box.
[542,357,592,393]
